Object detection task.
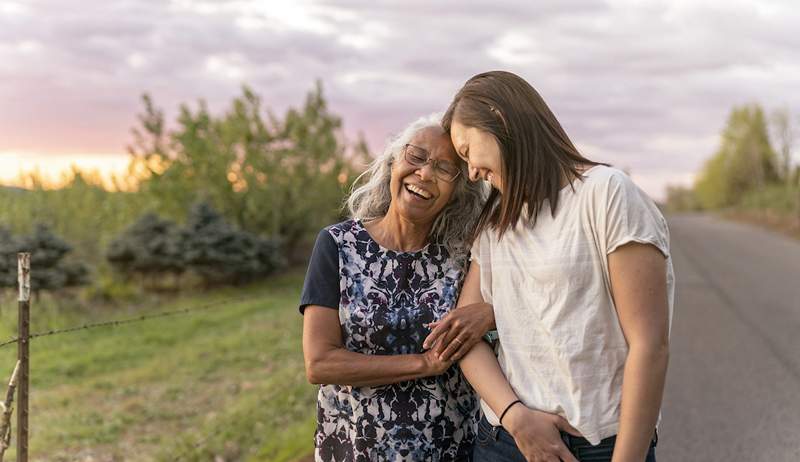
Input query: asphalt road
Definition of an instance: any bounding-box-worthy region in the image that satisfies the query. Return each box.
[659,214,800,461]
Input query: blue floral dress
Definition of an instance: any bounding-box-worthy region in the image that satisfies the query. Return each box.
[300,219,479,461]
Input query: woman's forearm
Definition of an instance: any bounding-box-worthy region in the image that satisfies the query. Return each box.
[459,340,519,416]
[612,344,669,462]
[305,348,431,387]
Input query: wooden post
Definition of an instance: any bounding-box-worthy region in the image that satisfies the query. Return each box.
[0,361,21,461]
[16,253,29,462]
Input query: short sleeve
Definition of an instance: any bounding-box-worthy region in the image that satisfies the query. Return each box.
[299,229,340,314]
[603,171,670,258]
[469,230,493,304]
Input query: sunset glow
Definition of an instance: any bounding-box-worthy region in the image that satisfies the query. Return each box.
[0,151,130,189]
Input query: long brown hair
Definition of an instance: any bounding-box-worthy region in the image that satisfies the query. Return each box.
[442,70,605,240]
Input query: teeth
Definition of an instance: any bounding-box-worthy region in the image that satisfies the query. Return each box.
[406,184,432,199]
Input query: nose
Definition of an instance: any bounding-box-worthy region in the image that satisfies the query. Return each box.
[415,163,436,182]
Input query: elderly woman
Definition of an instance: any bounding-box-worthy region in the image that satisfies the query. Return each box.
[300,114,489,461]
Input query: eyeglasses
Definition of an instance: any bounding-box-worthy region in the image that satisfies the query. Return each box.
[403,144,462,183]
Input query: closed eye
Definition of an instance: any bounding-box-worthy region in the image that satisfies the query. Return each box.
[457,146,469,162]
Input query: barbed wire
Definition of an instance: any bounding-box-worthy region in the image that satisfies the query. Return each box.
[0,294,263,349]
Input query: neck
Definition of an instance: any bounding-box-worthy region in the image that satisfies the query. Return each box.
[367,207,432,252]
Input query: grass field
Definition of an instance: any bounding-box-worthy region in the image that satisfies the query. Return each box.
[0,270,316,461]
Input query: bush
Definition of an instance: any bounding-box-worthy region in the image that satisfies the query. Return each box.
[106,203,284,290]
[182,202,285,286]
[0,224,90,294]
[107,213,186,288]
[0,226,20,288]
[740,184,800,214]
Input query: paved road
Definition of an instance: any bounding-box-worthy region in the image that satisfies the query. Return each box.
[659,214,800,461]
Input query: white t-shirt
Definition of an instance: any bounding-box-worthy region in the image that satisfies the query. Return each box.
[471,165,675,445]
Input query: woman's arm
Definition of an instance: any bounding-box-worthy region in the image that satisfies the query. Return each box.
[302,306,452,387]
[455,262,580,462]
[607,242,670,462]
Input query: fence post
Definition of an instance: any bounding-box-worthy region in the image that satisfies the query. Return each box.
[16,253,29,462]
[0,361,21,461]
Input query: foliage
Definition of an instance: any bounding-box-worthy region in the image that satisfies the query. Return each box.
[106,203,284,288]
[182,202,285,286]
[129,83,367,257]
[0,170,152,264]
[664,185,701,212]
[0,226,19,288]
[107,213,186,287]
[0,224,90,293]
[0,271,316,461]
[739,183,800,214]
[694,104,781,209]
[769,107,798,188]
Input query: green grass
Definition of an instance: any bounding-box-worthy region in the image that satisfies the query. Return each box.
[0,270,316,461]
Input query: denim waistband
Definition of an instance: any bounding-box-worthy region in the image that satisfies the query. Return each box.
[559,428,658,449]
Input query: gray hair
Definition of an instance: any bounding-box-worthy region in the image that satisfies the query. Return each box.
[345,113,488,266]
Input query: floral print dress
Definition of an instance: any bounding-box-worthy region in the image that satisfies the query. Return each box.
[299,219,479,461]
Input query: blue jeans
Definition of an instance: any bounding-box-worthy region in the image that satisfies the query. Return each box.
[472,416,657,462]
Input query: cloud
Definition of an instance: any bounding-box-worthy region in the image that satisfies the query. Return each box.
[1,0,799,199]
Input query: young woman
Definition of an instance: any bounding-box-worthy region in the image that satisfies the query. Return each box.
[425,71,674,462]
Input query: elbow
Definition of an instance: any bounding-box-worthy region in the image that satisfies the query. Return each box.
[304,357,324,385]
[304,353,335,385]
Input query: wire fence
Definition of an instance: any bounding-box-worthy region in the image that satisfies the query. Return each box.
[0,294,261,350]
[2,253,283,461]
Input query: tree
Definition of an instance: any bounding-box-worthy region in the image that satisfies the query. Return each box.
[769,108,797,188]
[695,104,780,209]
[127,82,363,258]
[665,185,699,212]
[9,225,90,296]
[106,213,186,288]
[0,227,19,289]
[182,202,283,286]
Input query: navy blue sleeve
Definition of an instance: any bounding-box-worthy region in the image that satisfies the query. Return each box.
[299,228,340,314]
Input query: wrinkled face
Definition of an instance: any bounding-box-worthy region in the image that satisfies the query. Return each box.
[389,126,460,225]
[450,120,503,192]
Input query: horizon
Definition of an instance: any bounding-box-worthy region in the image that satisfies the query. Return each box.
[2,0,799,200]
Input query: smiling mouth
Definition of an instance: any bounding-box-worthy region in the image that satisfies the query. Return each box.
[404,183,433,200]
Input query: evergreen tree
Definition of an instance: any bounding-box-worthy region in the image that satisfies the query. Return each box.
[107,213,186,286]
[13,224,90,294]
[182,202,283,286]
[0,226,19,289]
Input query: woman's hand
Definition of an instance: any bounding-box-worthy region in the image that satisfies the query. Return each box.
[502,405,581,462]
[422,302,494,361]
[421,347,454,376]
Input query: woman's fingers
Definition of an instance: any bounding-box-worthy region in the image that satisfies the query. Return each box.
[557,448,579,462]
[554,416,582,437]
[434,323,462,356]
[438,330,474,361]
[422,318,450,350]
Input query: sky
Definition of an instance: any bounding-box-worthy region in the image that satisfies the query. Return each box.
[1,0,799,200]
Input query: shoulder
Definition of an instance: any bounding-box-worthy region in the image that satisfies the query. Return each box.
[581,165,631,189]
[321,219,360,243]
[579,165,649,201]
